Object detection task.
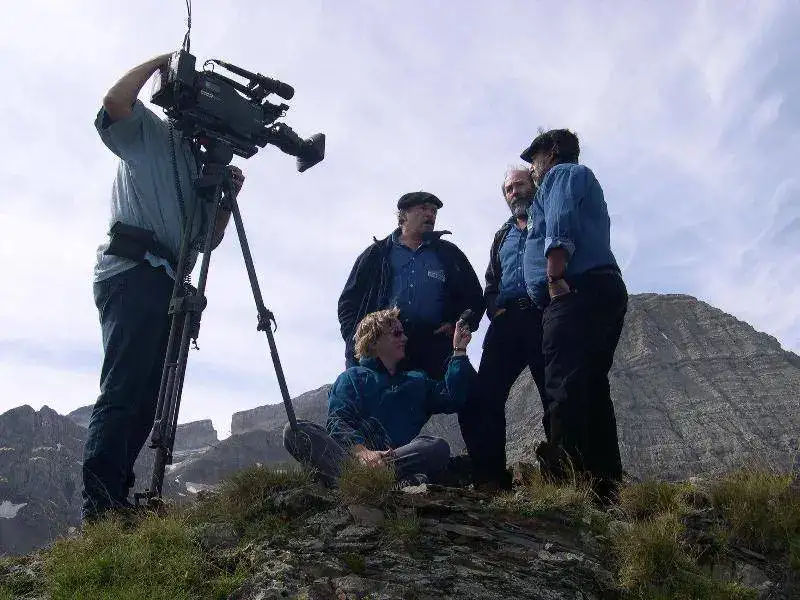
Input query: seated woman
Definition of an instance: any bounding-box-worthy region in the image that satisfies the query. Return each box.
[283,307,475,486]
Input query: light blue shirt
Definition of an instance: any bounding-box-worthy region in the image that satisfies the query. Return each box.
[388,231,446,326]
[93,100,204,282]
[524,163,619,307]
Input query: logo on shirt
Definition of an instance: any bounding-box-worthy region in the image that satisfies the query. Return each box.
[427,269,446,283]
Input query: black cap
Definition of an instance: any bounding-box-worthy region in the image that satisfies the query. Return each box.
[397,191,443,210]
[520,128,581,163]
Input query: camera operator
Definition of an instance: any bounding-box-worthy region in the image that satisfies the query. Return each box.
[82,53,245,522]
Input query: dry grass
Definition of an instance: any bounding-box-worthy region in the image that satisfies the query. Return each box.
[491,469,594,518]
[709,470,800,556]
[337,458,396,506]
[619,479,695,520]
[612,512,757,599]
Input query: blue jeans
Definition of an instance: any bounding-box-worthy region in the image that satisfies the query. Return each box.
[82,264,174,520]
[283,420,451,486]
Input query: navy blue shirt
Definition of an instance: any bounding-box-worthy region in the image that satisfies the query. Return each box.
[497,219,528,307]
[524,163,619,308]
[388,231,446,325]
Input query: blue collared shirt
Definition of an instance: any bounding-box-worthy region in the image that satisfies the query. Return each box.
[388,232,446,326]
[524,163,619,307]
[497,219,528,307]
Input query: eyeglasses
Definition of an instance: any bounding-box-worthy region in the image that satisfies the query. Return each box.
[389,328,405,338]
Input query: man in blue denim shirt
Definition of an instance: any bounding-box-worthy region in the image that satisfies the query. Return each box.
[458,167,549,490]
[520,129,627,504]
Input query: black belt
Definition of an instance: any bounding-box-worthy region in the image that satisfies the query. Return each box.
[583,265,621,277]
[504,296,535,311]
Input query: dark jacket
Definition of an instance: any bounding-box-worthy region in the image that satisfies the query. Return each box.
[483,219,514,320]
[327,355,476,449]
[338,229,484,361]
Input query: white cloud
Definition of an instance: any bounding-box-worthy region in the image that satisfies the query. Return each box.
[1,0,798,439]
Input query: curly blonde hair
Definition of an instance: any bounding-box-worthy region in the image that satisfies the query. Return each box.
[354,307,401,360]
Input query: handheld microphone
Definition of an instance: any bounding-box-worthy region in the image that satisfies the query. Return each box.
[457,309,475,331]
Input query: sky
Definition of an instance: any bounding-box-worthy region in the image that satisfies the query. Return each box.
[1,0,798,440]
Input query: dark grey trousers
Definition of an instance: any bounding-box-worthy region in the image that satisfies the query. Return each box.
[283,420,450,486]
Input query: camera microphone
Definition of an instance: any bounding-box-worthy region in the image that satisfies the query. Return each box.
[212,59,295,100]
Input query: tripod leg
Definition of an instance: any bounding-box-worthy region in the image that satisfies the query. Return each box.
[228,197,298,431]
[144,184,223,502]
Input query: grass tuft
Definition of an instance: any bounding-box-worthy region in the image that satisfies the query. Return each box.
[190,464,311,538]
[384,510,422,545]
[337,458,396,506]
[710,470,800,555]
[342,553,366,575]
[619,480,693,520]
[491,470,593,518]
[612,512,757,599]
[0,555,43,599]
[44,513,246,600]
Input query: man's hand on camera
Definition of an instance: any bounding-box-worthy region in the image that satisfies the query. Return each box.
[228,166,245,198]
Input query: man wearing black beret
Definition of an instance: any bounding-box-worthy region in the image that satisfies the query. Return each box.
[520,128,628,504]
[338,191,484,379]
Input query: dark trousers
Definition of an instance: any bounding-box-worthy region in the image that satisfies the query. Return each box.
[458,304,548,486]
[400,323,453,380]
[81,264,173,520]
[540,271,627,491]
[283,420,451,486]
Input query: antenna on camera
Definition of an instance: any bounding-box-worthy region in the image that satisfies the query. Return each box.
[182,0,192,52]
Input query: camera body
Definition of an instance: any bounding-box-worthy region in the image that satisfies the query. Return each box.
[151,50,325,170]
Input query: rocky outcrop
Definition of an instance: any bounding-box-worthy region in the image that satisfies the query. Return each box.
[0,407,218,555]
[172,420,218,452]
[231,385,331,435]
[169,430,291,490]
[227,486,622,599]
[0,406,85,555]
[65,405,93,429]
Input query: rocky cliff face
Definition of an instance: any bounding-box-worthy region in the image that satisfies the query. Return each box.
[231,386,331,435]
[0,408,220,555]
[0,406,85,555]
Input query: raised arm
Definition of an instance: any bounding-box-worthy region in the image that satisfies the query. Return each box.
[425,321,476,414]
[103,53,173,122]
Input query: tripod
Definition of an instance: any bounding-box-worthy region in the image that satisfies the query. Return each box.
[135,140,298,507]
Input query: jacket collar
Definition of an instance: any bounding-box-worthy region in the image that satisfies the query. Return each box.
[360,356,388,373]
[375,228,452,246]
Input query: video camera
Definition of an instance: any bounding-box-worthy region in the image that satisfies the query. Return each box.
[151,49,325,170]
